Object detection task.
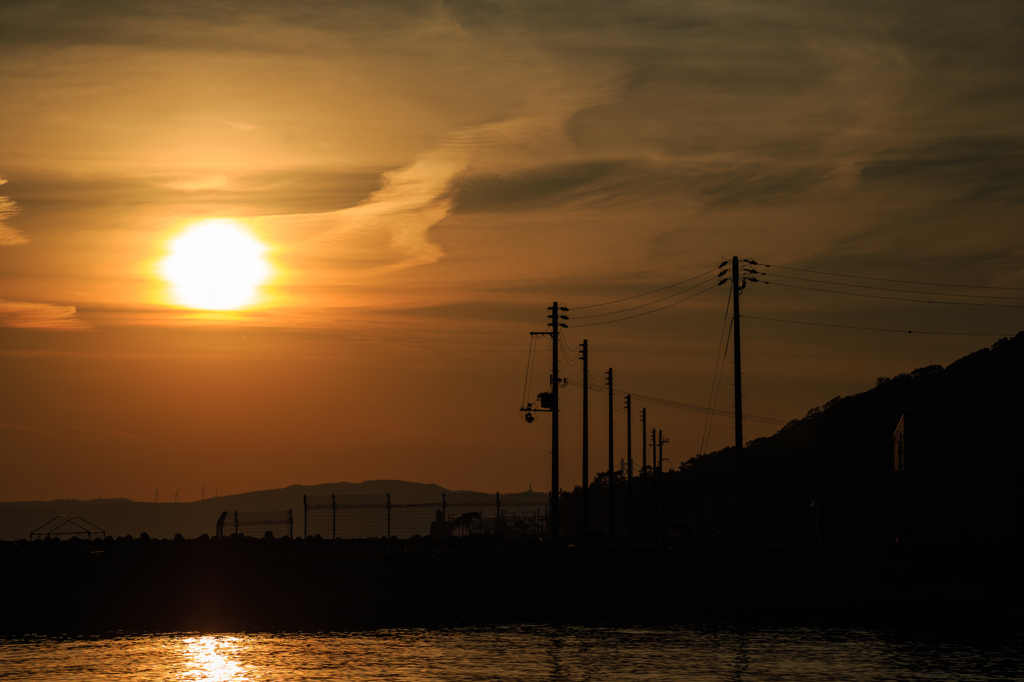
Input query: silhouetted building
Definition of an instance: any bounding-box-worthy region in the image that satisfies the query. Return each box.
[889,412,1024,543]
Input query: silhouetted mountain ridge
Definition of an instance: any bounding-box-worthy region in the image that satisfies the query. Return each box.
[0,479,540,541]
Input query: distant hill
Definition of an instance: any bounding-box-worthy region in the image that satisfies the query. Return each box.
[675,331,1023,480]
[0,480,542,541]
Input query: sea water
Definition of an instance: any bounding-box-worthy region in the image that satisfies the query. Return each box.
[1,624,1022,681]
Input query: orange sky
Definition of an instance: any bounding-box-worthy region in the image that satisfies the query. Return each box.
[1,1,1022,502]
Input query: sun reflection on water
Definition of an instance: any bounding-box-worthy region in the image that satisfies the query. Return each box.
[181,636,247,681]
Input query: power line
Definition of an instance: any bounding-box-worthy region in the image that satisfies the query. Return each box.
[764,263,1024,291]
[570,275,720,319]
[743,314,1012,337]
[564,377,787,425]
[567,267,719,311]
[763,271,1024,301]
[701,287,733,455]
[520,334,538,410]
[570,281,723,327]
[557,334,580,367]
[756,280,1024,308]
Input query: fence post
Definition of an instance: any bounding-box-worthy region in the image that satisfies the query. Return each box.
[386,493,392,552]
[288,508,294,558]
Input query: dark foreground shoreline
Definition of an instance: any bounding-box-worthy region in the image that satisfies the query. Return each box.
[2,537,1022,635]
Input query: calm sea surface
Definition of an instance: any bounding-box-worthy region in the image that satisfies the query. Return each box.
[2,624,1022,681]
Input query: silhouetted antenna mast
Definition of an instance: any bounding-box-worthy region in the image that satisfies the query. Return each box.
[155,486,158,504]
[201,484,206,502]
[174,488,179,503]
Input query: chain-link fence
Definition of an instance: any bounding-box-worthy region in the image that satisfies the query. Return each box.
[301,492,548,541]
[216,510,294,539]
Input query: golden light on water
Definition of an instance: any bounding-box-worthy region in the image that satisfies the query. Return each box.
[181,635,246,681]
[161,219,271,310]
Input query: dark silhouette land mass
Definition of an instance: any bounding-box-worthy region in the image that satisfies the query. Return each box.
[2,333,1023,634]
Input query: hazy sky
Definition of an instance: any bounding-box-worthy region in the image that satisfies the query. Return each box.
[2,1,1022,502]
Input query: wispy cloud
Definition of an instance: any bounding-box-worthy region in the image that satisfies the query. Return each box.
[256,73,622,274]
[157,175,230,192]
[0,177,26,246]
[0,300,91,330]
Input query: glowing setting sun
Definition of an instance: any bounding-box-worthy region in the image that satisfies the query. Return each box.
[161,220,271,310]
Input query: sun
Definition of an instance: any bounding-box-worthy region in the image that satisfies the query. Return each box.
[161,219,271,310]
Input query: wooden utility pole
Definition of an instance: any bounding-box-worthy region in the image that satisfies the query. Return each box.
[550,302,564,547]
[658,429,668,545]
[581,339,589,534]
[625,394,633,536]
[607,367,614,542]
[731,257,745,546]
[641,407,647,498]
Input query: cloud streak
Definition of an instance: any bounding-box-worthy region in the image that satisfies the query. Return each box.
[0,300,91,330]
[256,67,623,275]
[0,178,26,246]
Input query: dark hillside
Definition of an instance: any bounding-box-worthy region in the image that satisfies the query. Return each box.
[618,333,1024,544]
[685,332,1023,484]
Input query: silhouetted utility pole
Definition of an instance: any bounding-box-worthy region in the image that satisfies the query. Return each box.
[625,394,633,536]
[650,429,657,471]
[658,430,665,473]
[733,256,744,546]
[550,302,567,547]
[581,339,589,534]
[717,256,760,545]
[658,429,668,545]
[641,407,648,499]
[524,302,567,548]
[607,367,614,542]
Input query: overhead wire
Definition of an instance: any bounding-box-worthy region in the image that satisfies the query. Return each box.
[742,315,1011,337]
[762,271,1024,301]
[701,285,733,455]
[754,280,1024,308]
[563,377,786,425]
[520,335,538,411]
[764,263,1024,291]
[570,280,722,327]
[570,275,721,319]
[557,333,580,367]
[567,267,719,311]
